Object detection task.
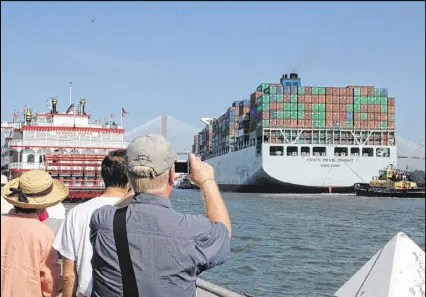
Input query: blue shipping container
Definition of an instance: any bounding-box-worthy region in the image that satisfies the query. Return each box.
[276,86,283,94]
[346,112,353,120]
[290,86,298,94]
[284,86,291,94]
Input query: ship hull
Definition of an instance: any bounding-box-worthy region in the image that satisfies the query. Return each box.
[205,144,398,194]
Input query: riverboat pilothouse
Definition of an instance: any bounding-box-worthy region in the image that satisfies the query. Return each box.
[1,95,128,200]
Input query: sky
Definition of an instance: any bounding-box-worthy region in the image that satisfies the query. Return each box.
[1,1,425,147]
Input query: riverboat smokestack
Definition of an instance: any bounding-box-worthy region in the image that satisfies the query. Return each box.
[25,109,33,124]
[51,97,58,114]
[79,98,86,114]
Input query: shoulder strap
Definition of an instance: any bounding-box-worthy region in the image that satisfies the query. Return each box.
[113,207,139,297]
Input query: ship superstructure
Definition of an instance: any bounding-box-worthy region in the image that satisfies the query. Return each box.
[193,73,397,193]
[1,96,127,199]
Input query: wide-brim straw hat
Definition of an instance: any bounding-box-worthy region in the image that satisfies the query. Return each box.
[1,170,69,209]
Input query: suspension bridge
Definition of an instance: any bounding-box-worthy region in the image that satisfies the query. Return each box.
[124,113,425,169]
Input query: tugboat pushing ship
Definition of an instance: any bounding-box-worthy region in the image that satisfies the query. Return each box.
[1,94,127,200]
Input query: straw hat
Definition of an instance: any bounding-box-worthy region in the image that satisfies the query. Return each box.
[1,170,69,209]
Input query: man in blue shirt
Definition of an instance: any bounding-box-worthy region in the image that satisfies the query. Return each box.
[90,134,232,297]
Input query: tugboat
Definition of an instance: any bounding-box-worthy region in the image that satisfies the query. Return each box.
[354,163,425,198]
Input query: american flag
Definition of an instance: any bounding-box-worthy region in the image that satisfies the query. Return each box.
[121,108,129,117]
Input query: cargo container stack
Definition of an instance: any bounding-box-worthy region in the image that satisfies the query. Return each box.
[193,73,396,158]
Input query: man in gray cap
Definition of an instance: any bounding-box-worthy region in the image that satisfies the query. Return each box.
[90,134,231,297]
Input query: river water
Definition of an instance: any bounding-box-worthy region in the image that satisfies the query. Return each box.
[65,190,425,297]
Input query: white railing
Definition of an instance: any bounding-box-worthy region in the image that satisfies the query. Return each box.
[8,162,43,170]
[7,139,128,149]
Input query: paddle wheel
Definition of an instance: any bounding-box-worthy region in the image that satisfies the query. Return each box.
[44,154,106,200]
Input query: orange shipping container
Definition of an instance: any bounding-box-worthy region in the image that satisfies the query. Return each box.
[333,112,339,119]
[277,103,284,109]
[326,96,333,104]
[270,119,277,127]
[284,119,291,126]
[388,106,395,114]
[290,119,298,127]
[367,87,375,96]
[388,97,395,106]
[380,113,387,120]
[304,120,312,128]
[354,113,361,121]
[326,120,333,128]
[305,96,312,103]
[271,102,277,109]
[305,86,312,95]
[326,112,332,119]
[297,120,304,127]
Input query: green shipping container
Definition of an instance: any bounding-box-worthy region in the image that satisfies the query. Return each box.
[346,121,353,128]
[354,105,361,112]
[257,83,269,92]
[312,87,319,95]
[298,86,306,95]
[312,113,319,120]
[347,104,354,112]
[284,103,291,111]
[318,120,326,128]
[312,104,319,112]
[381,121,388,129]
[360,96,368,104]
[262,120,270,128]
[284,111,291,119]
[298,103,305,110]
[374,88,381,96]
[361,113,368,120]
[368,97,375,105]
[312,120,319,127]
[298,111,305,119]
[354,88,361,95]
[277,111,284,119]
[277,94,284,102]
[318,87,326,95]
[291,112,298,119]
[380,97,387,105]
[318,112,326,120]
[291,103,298,110]
[290,95,298,102]
[381,105,388,113]
[354,97,361,105]
[319,104,326,112]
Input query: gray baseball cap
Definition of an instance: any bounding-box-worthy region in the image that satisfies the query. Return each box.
[125,134,177,178]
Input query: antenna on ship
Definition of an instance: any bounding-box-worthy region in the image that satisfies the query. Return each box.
[69,82,72,106]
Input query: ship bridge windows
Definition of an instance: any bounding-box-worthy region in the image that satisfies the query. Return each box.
[376,147,390,157]
[269,146,284,156]
[350,147,360,156]
[286,146,298,156]
[301,147,310,156]
[313,147,326,157]
[334,147,348,157]
[362,147,374,157]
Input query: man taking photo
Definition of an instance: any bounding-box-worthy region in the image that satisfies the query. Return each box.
[90,134,231,297]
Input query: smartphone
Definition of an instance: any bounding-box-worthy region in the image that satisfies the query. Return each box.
[174,159,191,174]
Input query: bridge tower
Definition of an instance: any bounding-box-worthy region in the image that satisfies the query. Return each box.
[161,112,167,140]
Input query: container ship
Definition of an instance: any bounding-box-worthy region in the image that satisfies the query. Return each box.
[1,95,127,200]
[193,73,397,193]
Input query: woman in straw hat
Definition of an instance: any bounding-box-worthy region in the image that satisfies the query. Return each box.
[1,170,67,297]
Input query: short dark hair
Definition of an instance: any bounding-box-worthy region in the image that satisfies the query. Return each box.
[14,206,37,214]
[101,149,128,189]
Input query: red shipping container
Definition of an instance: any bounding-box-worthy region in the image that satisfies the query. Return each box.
[340,104,347,112]
[262,112,269,119]
[312,95,319,103]
[326,96,333,104]
[381,113,387,120]
[270,119,277,127]
[360,87,369,96]
[388,122,395,129]
[271,102,277,109]
[388,106,395,114]
[290,119,298,127]
[333,112,339,119]
[284,119,291,126]
[326,112,332,119]
[326,120,333,128]
[361,105,368,112]
[354,112,361,121]
[306,96,312,103]
[367,87,375,96]
[304,120,312,128]
[354,121,361,129]
[305,86,312,95]
[305,103,312,111]
[338,88,345,96]
[388,97,395,106]
[334,96,340,104]
[326,87,333,95]
[277,103,283,110]
[305,112,312,119]
[297,120,304,127]
[298,95,305,103]
[368,105,374,113]
[319,95,326,103]
[375,105,381,113]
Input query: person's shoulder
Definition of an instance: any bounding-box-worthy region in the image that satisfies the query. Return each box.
[90,203,117,229]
